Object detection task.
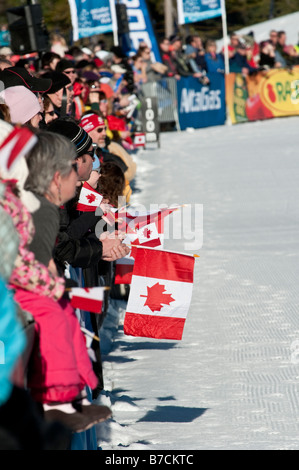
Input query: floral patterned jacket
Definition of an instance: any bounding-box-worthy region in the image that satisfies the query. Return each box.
[0,181,65,300]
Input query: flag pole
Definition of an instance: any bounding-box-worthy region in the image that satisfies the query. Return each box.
[220,0,229,75]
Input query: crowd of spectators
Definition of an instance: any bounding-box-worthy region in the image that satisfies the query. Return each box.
[0,26,298,450]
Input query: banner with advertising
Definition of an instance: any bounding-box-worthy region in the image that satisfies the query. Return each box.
[119,0,161,62]
[68,0,117,41]
[176,73,226,130]
[226,66,299,124]
[177,0,222,25]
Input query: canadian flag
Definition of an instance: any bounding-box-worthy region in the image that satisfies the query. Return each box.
[134,132,146,147]
[76,182,103,212]
[124,247,195,340]
[0,126,37,172]
[69,287,104,313]
[114,254,135,285]
[114,207,178,285]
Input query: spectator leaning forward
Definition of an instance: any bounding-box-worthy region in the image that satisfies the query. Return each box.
[41,70,73,118]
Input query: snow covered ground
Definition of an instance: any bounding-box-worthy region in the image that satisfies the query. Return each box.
[96,116,299,450]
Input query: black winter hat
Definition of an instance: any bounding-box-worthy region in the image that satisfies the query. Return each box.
[42,71,71,94]
[0,66,52,93]
[47,119,92,157]
[55,58,75,73]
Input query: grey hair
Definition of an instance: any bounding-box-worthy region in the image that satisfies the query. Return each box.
[25,131,76,196]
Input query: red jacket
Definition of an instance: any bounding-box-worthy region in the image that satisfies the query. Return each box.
[14,288,98,404]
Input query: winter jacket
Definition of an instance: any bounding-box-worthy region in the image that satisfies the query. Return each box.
[0,278,26,407]
[54,198,104,274]
[13,288,98,404]
[0,181,65,301]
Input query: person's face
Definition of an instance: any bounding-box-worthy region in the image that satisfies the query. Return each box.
[160,40,170,52]
[173,40,182,51]
[231,35,239,47]
[99,98,108,116]
[50,58,60,70]
[134,57,144,69]
[194,37,203,49]
[142,48,151,59]
[88,126,107,148]
[44,102,57,124]
[269,32,278,44]
[49,88,63,108]
[30,112,42,128]
[63,68,77,84]
[278,33,286,45]
[76,146,95,181]
[66,84,74,113]
[60,161,78,203]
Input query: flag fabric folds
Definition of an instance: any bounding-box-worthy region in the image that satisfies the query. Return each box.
[69,287,104,314]
[0,126,37,172]
[114,206,178,285]
[76,182,103,212]
[124,247,195,340]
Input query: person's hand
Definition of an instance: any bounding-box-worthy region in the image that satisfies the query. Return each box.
[100,201,116,226]
[86,170,100,189]
[100,231,130,261]
[48,258,58,276]
[88,91,100,103]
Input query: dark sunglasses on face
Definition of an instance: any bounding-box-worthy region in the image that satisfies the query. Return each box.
[72,162,78,173]
[86,150,95,161]
[96,127,106,133]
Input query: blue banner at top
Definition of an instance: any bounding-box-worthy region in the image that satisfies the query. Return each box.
[177,0,222,25]
[119,0,161,63]
[68,0,117,41]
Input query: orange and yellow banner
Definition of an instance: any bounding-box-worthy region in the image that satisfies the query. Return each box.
[226,66,299,124]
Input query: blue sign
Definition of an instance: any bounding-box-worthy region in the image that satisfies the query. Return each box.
[68,0,117,41]
[119,0,161,62]
[177,73,226,130]
[177,0,222,24]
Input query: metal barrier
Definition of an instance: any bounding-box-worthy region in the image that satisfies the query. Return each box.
[140,77,181,131]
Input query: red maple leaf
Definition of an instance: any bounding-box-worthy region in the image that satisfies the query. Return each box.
[86,193,96,204]
[141,282,175,312]
[143,228,152,239]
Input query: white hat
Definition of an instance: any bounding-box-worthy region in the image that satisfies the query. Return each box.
[0,47,13,56]
[95,50,113,62]
[82,47,93,56]
[111,64,126,74]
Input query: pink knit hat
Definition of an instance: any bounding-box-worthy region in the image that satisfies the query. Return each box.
[0,85,41,124]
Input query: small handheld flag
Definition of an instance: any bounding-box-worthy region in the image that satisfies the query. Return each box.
[69,287,105,313]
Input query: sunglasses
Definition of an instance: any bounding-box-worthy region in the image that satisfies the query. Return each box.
[96,127,106,133]
[86,150,95,161]
[72,162,78,173]
[64,69,76,74]
[45,110,55,116]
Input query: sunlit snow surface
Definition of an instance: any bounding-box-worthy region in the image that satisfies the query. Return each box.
[97,117,299,450]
